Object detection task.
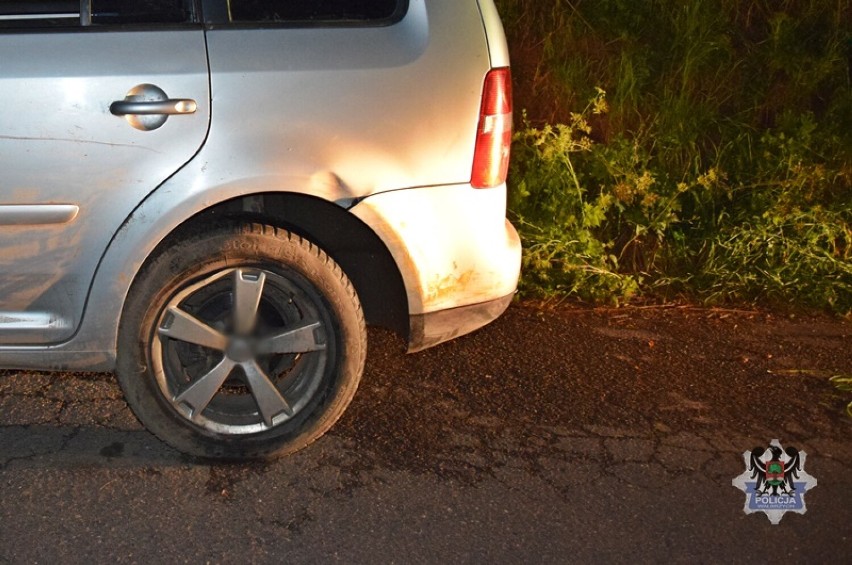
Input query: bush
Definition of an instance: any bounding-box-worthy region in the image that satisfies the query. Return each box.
[498,0,852,314]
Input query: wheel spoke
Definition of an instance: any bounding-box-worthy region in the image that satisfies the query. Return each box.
[153,263,338,435]
[159,307,227,351]
[174,358,236,419]
[243,360,293,426]
[233,269,266,335]
[257,321,327,355]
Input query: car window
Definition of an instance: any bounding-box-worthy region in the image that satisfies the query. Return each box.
[228,0,401,23]
[0,0,193,27]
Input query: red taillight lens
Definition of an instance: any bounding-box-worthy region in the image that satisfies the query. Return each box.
[471,68,513,189]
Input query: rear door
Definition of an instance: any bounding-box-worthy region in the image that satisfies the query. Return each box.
[0,0,210,344]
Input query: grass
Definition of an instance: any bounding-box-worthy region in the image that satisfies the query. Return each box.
[496,0,852,314]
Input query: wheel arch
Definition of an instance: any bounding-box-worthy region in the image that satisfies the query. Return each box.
[163,193,410,340]
[54,188,410,372]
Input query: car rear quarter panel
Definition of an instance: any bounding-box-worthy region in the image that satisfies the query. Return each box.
[194,0,491,200]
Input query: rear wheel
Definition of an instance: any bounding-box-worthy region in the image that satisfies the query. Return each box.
[116,223,365,459]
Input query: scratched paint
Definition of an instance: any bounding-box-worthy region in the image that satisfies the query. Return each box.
[352,183,521,315]
[0,30,210,346]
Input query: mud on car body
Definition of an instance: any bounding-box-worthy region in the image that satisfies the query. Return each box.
[0,0,520,459]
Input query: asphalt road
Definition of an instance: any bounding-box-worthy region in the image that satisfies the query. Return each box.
[1,304,851,563]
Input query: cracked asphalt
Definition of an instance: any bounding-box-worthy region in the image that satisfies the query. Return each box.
[1,303,851,563]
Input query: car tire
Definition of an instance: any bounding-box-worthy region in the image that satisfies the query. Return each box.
[116,223,366,460]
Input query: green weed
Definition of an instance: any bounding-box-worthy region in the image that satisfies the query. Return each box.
[510,93,641,303]
[830,375,852,418]
[498,0,851,313]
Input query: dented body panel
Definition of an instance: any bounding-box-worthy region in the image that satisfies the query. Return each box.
[351,183,520,315]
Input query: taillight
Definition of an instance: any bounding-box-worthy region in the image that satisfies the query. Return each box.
[471,67,513,189]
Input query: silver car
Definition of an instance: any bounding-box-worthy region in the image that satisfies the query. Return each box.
[0,0,520,459]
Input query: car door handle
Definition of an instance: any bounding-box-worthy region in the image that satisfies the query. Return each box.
[111,84,197,131]
[110,99,197,116]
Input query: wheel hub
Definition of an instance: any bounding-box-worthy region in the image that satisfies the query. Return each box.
[225,336,255,363]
